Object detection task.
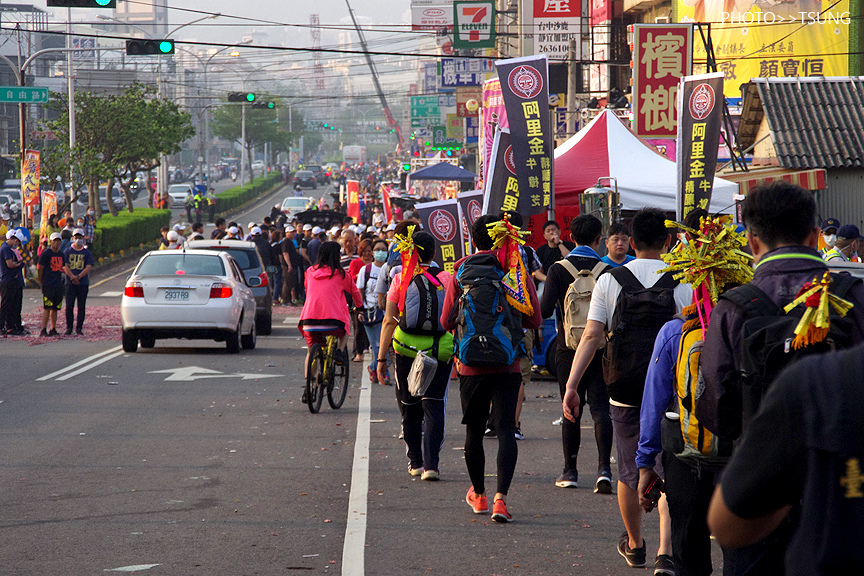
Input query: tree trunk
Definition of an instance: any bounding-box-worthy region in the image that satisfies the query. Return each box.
[121,172,135,213]
[246,144,254,185]
[105,176,119,217]
[89,179,100,218]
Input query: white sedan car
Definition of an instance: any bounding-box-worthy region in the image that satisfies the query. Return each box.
[121,250,258,353]
[167,183,193,205]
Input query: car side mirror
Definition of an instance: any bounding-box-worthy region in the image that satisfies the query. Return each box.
[247,276,262,287]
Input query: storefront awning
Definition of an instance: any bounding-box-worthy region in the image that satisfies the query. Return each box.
[718,167,827,195]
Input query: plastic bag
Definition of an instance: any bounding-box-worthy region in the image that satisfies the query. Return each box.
[407,350,438,397]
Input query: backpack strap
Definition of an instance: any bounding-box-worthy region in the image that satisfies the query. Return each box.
[609,265,644,292]
[556,258,579,279]
[653,271,679,290]
[719,283,780,318]
[591,261,611,278]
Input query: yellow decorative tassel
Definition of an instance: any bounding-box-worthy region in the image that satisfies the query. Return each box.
[783,272,854,349]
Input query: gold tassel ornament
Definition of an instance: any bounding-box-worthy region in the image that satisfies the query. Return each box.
[783,272,854,349]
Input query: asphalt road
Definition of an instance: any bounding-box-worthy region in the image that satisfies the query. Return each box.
[0,182,724,575]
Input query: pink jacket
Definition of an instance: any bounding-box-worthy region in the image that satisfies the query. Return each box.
[299,265,363,333]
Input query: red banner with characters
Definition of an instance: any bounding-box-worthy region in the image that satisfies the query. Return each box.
[380,184,394,224]
[632,24,693,140]
[480,78,508,186]
[22,149,40,207]
[346,180,361,222]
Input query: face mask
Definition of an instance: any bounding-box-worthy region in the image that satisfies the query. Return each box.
[822,234,837,248]
[88,211,94,216]
[373,250,388,262]
[76,222,84,228]
[73,239,84,248]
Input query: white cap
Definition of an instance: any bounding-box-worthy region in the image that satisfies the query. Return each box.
[285,225,296,232]
[312,226,322,234]
[172,224,183,231]
[49,232,62,241]
[72,228,85,237]
[0,211,9,220]
[6,229,15,239]
[329,226,340,236]
[248,222,255,230]
[303,223,313,231]
[386,222,396,231]
[227,226,239,235]
[167,230,179,241]
[251,226,262,235]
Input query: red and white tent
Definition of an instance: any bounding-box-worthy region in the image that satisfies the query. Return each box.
[554,110,738,213]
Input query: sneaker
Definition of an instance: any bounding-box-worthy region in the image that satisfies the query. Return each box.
[64,329,73,336]
[39,329,49,337]
[408,466,423,477]
[484,426,497,437]
[654,554,675,575]
[465,486,488,514]
[552,417,563,426]
[514,425,524,440]
[421,469,439,481]
[617,532,647,568]
[491,499,512,523]
[301,390,308,404]
[367,366,378,384]
[594,469,613,494]
[47,329,59,337]
[75,329,84,336]
[555,470,579,488]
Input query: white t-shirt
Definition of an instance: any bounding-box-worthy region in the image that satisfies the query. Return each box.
[587,258,692,329]
[356,262,384,309]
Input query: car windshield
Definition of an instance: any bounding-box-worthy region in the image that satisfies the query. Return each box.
[216,248,257,271]
[168,185,189,193]
[282,198,309,208]
[136,254,226,276]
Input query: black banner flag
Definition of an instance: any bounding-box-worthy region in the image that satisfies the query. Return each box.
[415,198,464,275]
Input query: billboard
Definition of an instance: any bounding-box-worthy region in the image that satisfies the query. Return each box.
[412,5,453,30]
[632,24,693,139]
[527,0,582,61]
[453,1,496,49]
[674,0,851,94]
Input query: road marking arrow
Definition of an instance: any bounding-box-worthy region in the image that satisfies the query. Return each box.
[148,366,283,381]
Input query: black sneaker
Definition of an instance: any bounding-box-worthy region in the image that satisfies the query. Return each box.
[75,329,84,336]
[39,329,49,337]
[64,329,73,336]
[555,469,578,488]
[484,426,497,437]
[47,329,59,337]
[301,390,308,404]
[617,532,646,568]
[594,469,613,494]
[654,554,675,575]
[514,426,524,440]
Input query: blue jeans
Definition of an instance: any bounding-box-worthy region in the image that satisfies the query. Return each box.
[362,321,382,373]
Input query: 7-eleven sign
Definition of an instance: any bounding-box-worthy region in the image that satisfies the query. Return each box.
[453,1,496,49]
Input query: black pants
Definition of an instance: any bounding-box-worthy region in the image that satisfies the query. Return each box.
[208,205,216,223]
[555,347,613,475]
[460,372,521,496]
[66,284,89,332]
[0,280,23,332]
[662,452,721,576]
[394,354,451,471]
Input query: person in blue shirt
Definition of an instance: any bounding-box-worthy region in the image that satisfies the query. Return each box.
[601,221,636,268]
[0,229,26,335]
[63,228,95,336]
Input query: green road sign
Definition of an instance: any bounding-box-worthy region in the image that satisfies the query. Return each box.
[0,86,49,104]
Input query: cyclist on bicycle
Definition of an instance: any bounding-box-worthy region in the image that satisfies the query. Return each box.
[298,241,363,390]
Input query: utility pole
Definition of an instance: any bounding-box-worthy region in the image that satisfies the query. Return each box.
[67,8,78,218]
[566,39,578,137]
[240,102,247,185]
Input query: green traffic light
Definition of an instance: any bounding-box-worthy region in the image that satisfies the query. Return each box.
[246,93,256,102]
[267,102,275,109]
[159,40,173,54]
[402,164,411,171]
[95,0,112,5]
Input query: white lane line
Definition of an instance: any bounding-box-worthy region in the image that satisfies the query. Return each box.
[342,382,371,576]
[55,351,125,381]
[99,291,123,297]
[37,346,123,381]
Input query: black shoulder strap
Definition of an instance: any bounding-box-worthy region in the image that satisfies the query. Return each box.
[653,271,680,290]
[610,266,643,291]
[830,272,861,300]
[719,283,780,318]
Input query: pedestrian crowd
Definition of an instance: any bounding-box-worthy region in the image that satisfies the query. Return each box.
[296,180,864,576]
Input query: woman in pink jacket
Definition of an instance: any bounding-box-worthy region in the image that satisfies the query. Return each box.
[298,241,363,381]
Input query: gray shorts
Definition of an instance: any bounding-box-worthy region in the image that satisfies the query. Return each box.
[611,404,663,490]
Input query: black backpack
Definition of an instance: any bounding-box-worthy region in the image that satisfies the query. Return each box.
[719,272,860,433]
[452,253,525,367]
[603,267,679,406]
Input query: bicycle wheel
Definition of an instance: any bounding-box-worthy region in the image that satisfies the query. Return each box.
[306,343,325,414]
[327,348,350,409]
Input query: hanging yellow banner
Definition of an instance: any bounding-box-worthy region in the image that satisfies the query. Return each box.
[674,1,851,95]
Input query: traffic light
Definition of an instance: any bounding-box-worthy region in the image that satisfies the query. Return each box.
[251,102,276,109]
[126,39,175,55]
[402,162,411,171]
[227,92,256,103]
[47,0,116,6]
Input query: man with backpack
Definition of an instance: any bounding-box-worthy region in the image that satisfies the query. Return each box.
[441,214,542,523]
[698,181,864,575]
[539,214,613,493]
[562,208,692,570]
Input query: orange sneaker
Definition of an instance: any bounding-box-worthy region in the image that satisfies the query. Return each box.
[465,486,488,514]
[491,499,512,523]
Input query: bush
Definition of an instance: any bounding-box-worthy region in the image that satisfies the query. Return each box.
[216,174,284,215]
[92,208,171,258]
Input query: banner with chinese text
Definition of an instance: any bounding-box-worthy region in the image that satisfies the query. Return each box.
[676,72,724,221]
[40,190,56,243]
[480,78,508,184]
[380,184,394,224]
[346,180,361,222]
[495,54,553,215]
[21,149,40,207]
[674,1,850,95]
[453,0,496,49]
[457,189,483,254]
[632,24,692,139]
[415,198,464,274]
[482,128,519,215]
[527,0,582,61]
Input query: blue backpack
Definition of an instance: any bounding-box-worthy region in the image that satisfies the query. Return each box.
[452,253,525,367]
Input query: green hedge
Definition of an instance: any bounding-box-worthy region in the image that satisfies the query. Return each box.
[216,173,285,215]
[92,208,171,258]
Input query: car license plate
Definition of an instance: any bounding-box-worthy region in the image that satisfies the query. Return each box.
[164,289,189,301]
